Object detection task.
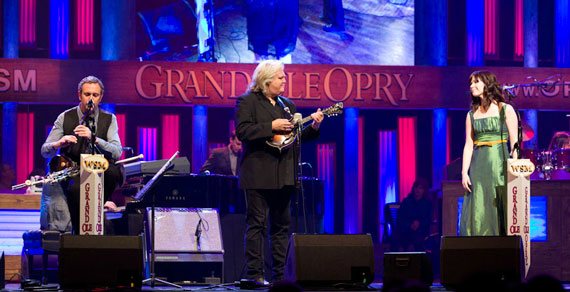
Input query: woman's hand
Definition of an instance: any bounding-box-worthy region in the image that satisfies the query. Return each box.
[462,173,472,193]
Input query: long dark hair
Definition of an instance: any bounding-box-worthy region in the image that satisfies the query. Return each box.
[469,71,504,113]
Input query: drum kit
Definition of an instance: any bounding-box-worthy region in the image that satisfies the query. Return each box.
[519,124,570,180]
[521,148,570,180]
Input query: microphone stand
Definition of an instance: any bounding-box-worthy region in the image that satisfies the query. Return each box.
[137,151,182,289]
[80,104,97,155]
[502,77,561,157]
[88,117,96,155]
[505,89,523,159]
[301,162,315,233]
[294,119,303,233]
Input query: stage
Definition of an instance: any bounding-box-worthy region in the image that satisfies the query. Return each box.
[3,179,570,291]
[2,282,570,292]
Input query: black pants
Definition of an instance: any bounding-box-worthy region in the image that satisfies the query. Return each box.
[245,188,292,282]
[323,0,345,28]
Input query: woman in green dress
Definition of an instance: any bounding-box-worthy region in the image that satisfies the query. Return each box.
[460,71,518,236]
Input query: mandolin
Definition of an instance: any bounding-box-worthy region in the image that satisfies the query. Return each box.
[266,102,343,151]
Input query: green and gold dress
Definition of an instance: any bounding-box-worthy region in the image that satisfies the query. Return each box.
[459,104,509,236]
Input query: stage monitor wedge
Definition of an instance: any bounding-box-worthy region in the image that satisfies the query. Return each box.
[284,234,374,288]
[440,236,523,289]
[0,251,4,289]
[384,252,433,287]
[59,235,143,289]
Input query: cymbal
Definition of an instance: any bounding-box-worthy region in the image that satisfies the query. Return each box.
[522,121,535,141]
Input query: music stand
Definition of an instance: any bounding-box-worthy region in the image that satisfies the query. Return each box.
[136,151,182,288]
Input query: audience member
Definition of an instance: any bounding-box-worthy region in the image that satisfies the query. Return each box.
[526,274,564,292]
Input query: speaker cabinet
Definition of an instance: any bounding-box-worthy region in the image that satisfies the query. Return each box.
[384,252,433,286]
[284,234,374,287]
[440,236,523,289]
[0,252,5,289]
[59,235,143,289]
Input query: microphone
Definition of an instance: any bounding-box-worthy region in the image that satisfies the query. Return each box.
[195,217,202,249]
[293,113,302,126]
[195,218,202,237]
[80,100,95,125]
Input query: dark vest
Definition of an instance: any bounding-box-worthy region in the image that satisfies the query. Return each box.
[60,107,123,201]
[61,107,112,163]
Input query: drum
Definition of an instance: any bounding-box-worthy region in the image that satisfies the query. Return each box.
[520,148,539,166]
[521,148,541,180]
[550,169,570,180]
[538,151,553,170]
[553,149,570,170]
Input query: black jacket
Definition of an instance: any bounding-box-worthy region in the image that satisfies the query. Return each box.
[235,91,319,189]
[199,146,235,176]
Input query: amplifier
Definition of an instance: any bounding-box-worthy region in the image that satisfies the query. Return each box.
[146,208,224,283]
[147,207,223,254]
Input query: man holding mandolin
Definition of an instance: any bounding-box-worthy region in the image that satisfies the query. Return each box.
[235,60,325,284]
[40,76,123,234]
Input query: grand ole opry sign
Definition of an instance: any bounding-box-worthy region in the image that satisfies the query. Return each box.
[1,58,570,110]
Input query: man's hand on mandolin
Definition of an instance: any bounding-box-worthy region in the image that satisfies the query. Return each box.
[311,108,324,130]
[272,118,293,132]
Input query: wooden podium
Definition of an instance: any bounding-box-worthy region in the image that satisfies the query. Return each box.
[506,158,535,278]
[79,154,108,235]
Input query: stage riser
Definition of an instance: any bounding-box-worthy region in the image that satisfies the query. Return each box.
[442,180,570,281]
[0,194,41,281]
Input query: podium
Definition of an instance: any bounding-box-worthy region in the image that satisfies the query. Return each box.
[79,154,108,235]
[506,158,534,278]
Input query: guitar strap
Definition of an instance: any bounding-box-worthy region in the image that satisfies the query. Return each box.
[276,96,293,119]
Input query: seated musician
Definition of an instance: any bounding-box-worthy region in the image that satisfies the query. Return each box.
[199,130,242,176]
[393,178,432,252]
[40,76,123,234]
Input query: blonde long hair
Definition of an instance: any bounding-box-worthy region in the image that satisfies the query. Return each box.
[247,60,284,97]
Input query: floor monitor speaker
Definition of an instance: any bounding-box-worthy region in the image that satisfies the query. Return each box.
[284,234,374,288]
[0,251,4,289]
[59,235,143,289]
[384,252,433,287]
[440,236,523,289]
